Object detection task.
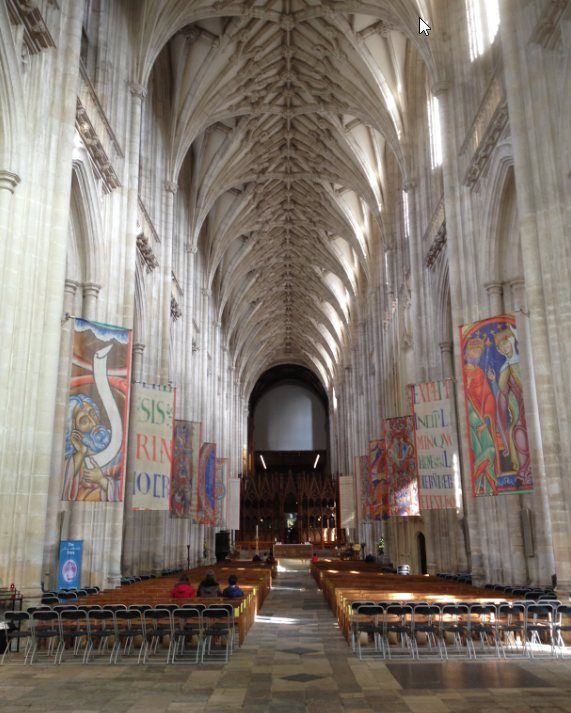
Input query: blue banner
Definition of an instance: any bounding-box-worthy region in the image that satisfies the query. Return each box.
[57,540,83,590]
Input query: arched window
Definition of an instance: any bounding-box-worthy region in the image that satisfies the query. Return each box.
[466,0,500,60]
[427,94,442,169]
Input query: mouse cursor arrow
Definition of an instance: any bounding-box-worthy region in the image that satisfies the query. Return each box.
[419,17,431,35]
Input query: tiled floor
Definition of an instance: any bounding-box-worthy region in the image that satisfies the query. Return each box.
[2,560,571,712]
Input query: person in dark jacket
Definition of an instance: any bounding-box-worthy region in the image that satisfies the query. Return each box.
[222,574,244,598]
[197,569,222,597]
[170,574,196,598]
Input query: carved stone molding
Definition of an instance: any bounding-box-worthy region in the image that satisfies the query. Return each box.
[76,99,121,193]
[529,0,569,49]
[128,81,147,100]
[164,180,178,194]
[82,282,101,299]
[170,296,182,321]
[425,221,447,269]
[0,170,21,193]
[136,231,159,272]
[6,0,55,55]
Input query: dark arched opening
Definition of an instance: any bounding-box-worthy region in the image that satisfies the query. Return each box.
[417,532,428,575]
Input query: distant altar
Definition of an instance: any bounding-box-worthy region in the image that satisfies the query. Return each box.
[273,543,313,559]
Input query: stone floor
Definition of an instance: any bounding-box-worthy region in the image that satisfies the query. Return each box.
[2,560,571,712]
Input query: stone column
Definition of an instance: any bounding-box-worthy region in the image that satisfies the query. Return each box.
[439,341,453,379]
[500,0,571,594]
[82,283,101,321]
[161,181,177,384]
[132,343,145,383]
[484,282,504,315]
[511,277,555,584]
[432,79,485,584]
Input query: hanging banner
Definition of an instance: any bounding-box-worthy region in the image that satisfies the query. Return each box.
[57,540,83,590]
[185,422,202,523]
[384,416,420,516]
[368,439,389,521]
[130,383,175,510]
[198,442,216,525]
[62,318,132,502]
[171,420,194,518]
[338,475,355,529]
[460,314,533,496]
[410,379,460,509]
[355,455,370,524]
[226,478,241,531]
[215,458,229,528]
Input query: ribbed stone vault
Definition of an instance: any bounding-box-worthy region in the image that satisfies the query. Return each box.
[137,0,439,392]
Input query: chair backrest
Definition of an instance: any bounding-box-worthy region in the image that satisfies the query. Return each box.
[41,596,59,606]
[356,604,384,617]
[128,604,152,612]
[103,604,128,612]
[89,609,114,621]
[182,603,206,612]
[54,604,78,613]
[4,611,29,627]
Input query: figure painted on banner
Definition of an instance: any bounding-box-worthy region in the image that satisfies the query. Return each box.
[492,327,532,486]
[62,394,121,502]
[463,336,501,496]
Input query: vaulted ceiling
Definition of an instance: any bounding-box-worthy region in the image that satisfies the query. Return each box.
[137,0,439,394]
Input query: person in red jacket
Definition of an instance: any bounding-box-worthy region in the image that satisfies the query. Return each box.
[170,574,196,598]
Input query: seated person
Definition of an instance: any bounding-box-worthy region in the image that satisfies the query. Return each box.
[364,553,375,563]
[311,553,319,564]
[222,574,245,598]
[265,552,276,566]
[197,569,222,597]
[170,574,196,598]
[252,553,263,562]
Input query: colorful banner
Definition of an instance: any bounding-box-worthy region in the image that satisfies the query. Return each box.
[368,439,389,521]
[460,314,533,496]
[186,422,202,523]
[338,475,355,529]
[410,379,460,509]
[215,458,229,528]
[226,478,241,530]
[355,455,370,524]
[57,540,83,590]
[198,442,216,524]
[62,318,132,502]
[384,416,420,516]
[130,383,175,510]
[171,420,194,518]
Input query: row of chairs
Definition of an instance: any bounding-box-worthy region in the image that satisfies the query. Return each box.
[2,603,236,666]
[349,600,571,661]
[436,572,472,584]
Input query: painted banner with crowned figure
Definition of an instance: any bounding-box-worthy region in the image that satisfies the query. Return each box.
[170,420,194,518]
[410,379,460,510]
[459,314,533,497]
[384,416,420,516]
[62,318,132,502]
[130,383,175,510]
[368,439,389,521]
[198,442,216,525]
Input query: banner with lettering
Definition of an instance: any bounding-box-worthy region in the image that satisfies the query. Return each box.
[63,318,132,502]
[186,422,202,523]
[368,439,389,521]
[338,475,355,529]
[171,420,193,518]
[215,457,229,528]
[226,478,241,530]
[198,442,216,525]
[384,416,420,516]
[460,314,533,496]
[410,379,460,509]
[130,383,175,510]
[355,455,370,524]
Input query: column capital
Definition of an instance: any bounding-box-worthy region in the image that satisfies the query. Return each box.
[202,288,211,298]
[483,281,503,295]
[402,179,416,192]
[82,282,102,298]
[129,81,147,100]
[133,342,146,354]
[509,276,525,290]
[438,340,453,354]
[164,180,178,194]
[64,278,80,295]
[0,170,21,193]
